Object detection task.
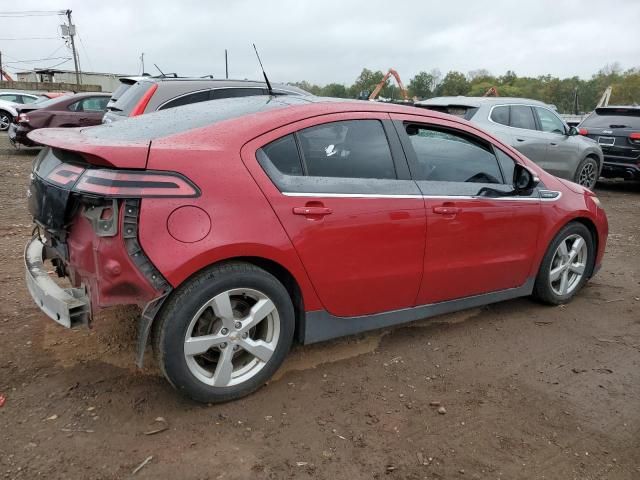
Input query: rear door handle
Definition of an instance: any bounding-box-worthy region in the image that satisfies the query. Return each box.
[550,142,558,146]
[516,138,525,142]
[293,206,333,216]
[433,206,461,215]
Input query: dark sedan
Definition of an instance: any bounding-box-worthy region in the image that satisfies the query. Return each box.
[9,93,110,147]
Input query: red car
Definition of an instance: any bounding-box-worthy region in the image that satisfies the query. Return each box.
[25,96,608,402]
[9,92,110,147]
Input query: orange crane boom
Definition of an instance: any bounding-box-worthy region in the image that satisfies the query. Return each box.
[0,69,14,82]
[482,86,499,97]
[368,68,409,101]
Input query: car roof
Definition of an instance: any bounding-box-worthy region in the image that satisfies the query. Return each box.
[417,96,550,108]
[134,77,311,94]
[81,95,455,143]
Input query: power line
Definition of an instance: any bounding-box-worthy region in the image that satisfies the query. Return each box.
[0,10,64,17]
[0,37,60,41]
[4,56,72,64]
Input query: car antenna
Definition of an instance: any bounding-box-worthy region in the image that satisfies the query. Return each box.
[153,63,166,78]
[252,43,273,95]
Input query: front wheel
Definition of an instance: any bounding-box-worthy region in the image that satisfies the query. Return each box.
[0,110,11,131]
[574,157,599,189]
[532,222,595,305]
[154,262,295,403]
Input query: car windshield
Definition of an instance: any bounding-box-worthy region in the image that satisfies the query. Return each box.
[581,108,640,129]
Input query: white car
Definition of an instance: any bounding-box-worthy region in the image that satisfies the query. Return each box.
[0,92,44,132]
[0,99,19,132]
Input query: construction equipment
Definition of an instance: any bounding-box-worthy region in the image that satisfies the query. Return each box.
[596,86,612,108]
[482,86,499,97]
[369,68,409,101]
[0,69,13,82]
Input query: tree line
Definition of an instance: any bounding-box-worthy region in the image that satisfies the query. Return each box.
[289,63,640,114]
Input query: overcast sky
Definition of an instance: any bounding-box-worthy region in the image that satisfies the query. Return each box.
[2,0,639,85]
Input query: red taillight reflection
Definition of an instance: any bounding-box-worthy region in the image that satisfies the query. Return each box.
[46,163,85,187]
[74,169,199,197]
[630,132,640,141]
[578,128,588,136]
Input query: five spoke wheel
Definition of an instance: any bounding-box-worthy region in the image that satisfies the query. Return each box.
[549,234,587,296]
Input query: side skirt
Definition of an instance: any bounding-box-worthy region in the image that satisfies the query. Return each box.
[302,277,536,344]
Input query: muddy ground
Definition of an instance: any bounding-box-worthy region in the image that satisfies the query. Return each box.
[0,134,638,480]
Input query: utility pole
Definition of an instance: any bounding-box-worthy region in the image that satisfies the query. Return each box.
[64,9,81,86]
[140,52,145,75]
[0,51,3,82]
[225,49,228,79]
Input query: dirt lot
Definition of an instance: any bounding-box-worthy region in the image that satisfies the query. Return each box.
[0,134,638,480]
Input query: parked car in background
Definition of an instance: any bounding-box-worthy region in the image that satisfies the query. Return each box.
[102,77,310,123]
[0,99,19,132]
[25,96,607,403]
[578,106,640,181]
[0,91,41,104]
[9,92,110,147]
[416,97,603,189]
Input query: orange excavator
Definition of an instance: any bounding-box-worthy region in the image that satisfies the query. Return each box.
[482,86,499,97]
[368,68,409,101]
[0,69,14,81]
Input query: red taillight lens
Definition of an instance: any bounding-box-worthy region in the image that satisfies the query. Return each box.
[74,169,199,197]
[578,128,588,136]
[18,113,29,123]
[46,163,85,187]
[130,83,158,117]
[630,132,640,140]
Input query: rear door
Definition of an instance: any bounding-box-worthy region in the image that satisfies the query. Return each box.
[392,114,540,304]
[242,113,426,317]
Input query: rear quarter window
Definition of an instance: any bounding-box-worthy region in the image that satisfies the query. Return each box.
[108,81,154,115]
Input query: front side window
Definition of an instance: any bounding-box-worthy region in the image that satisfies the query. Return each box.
[0,94,19,102]
[297,120,396,179]
[509,105,536,130]
[535,107,566,134]
[405,125,503,184]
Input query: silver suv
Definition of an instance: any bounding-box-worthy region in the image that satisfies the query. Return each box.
[416,97,603,189]
[103,77,310,123]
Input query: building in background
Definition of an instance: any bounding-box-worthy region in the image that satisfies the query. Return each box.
[15,68,134,92]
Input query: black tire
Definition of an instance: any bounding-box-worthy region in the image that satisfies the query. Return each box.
[154,262,295,403]
[574,156,599,189]
[532,222,595,305]
[0,110,11,132]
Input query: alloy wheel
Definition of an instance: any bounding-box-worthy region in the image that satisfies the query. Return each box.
[183,288,280,387]
[577,161,597,189]
[548,233,588,296]
[0,114,10,131]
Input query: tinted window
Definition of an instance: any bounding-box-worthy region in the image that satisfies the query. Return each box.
[158,90,211,110]
[406,125,503,183]
[581,109,640,129]
[0,94,19,102]
[495,149,516,184]
[212,88,266,99]
[108,81,154,115]
[490,105,509,126]
[21,95,38,104]
[298,120,396,179]
[535,107,565,134]
[109,83,132,102]
[68,97,108,112]
[261,134,303,176]
[509,105,536,130]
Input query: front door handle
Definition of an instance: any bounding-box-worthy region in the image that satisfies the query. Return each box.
[433,206,461,215]
[550,142,558,146]
[516,138,525,142]
[293,206,333,216]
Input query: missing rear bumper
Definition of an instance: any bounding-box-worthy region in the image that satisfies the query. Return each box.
[24,237,90,328]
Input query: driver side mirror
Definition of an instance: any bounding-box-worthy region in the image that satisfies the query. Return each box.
[513,164,539,194]
[567,126,579,136]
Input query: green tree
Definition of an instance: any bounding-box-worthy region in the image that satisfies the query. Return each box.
[349,68,385,99]
[437,71,470,96]
[408,71,436,99]
[321,83,349,98]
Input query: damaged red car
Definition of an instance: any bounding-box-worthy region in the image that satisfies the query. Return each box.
[25,96,608,402]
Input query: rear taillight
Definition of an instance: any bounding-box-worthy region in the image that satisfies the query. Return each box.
[578,128,588,136]
[18,113,29,124]
[630,132,640,145]
[73,169,199,197]
[130,83,158,117]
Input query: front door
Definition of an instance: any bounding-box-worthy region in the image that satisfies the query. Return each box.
[242,113,426,317]
[392,114,541,304]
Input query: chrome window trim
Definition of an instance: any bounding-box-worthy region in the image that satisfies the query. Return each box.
[282,191,561,202]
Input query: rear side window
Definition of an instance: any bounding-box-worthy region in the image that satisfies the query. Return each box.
[298,120,396,179]
[109,83,133,102]
[21,95,38,104]
[261,134,303,176]
[490,105,509,126]
[406,125,503,184]
[212,88,266,100]
[509,105,536,130]
[108,81,154,115]
[158,90,211,110]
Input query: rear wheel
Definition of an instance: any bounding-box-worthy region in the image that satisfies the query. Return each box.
[154,262,294,403]
[0,110,11,131]
[532,222,595,305]
[574,156,599,189]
